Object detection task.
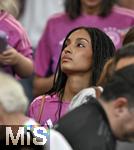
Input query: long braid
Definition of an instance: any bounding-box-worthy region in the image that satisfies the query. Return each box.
[88,28,115,85]
[46,27,115,123]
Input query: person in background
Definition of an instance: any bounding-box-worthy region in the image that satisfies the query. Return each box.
[98,43,134,86]
[0,0,33,78]
[17,0,26,19]
[99,42,134,150]
[20,0,64,48]
[117,0,134,10]
[34,0,134,97]
[114,43,134,70]
[28,26,115,126]
[0,71,37,126]
[55,64,134,150]
[0,71,46,149]
[97,26,134,86]
[123,26,134,45]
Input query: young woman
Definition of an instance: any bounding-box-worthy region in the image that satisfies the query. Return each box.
[29,26,115,125]
[34,0,134,96]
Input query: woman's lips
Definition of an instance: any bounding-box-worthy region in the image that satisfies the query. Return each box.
[62,56,72,62]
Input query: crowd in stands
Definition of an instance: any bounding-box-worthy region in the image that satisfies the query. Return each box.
[0,0,134,149]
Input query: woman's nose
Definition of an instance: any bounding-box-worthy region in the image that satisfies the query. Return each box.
[64,49,71,54]
[64,46,72,54]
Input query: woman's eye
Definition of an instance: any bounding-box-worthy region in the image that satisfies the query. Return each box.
[64,42,68,47]
[77,43,85,48]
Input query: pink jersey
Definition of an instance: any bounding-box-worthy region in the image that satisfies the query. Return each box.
[35,5,134,77]
[0,11,33,76]
[28,94,70,126]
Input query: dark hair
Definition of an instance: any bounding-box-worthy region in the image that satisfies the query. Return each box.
[47,26,115,121]
[123,27,134,45]
[115,43,134,63]
[101,65,134,108]
[64,0,116,19]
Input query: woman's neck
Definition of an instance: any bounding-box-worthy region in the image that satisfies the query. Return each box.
[63,73,91,101]
[81,5,101,16]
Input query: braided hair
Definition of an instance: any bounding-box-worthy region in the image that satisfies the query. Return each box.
[47,26,115,122]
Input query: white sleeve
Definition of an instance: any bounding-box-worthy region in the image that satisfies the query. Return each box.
[68,87,96,111]
[69,86,104,111]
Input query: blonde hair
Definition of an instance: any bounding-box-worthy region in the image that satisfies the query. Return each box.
[0,71,28,113]
[0,0,19,18]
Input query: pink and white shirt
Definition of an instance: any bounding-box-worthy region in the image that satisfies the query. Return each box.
[0,11,33,76]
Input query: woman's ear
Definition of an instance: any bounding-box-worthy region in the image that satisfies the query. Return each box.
[113,97,128,117]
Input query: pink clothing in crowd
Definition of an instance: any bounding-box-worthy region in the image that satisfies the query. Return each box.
[28,94,70,125]
[35,5,134,77]
[0,11,32,76]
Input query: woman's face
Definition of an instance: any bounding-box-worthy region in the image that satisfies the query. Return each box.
[81,0,102,10]
[61,29,93,75]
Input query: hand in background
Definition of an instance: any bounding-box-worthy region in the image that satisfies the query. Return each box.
[0,48,20,65]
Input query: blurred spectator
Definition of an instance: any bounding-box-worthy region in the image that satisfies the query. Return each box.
[115,43,134,70]
[97,43,134,87]
[17,0,26,19]
[0,71,37,126]
[0,0,33,78]
[20,0,64,48]
[118,0,134,10]
[105,43,134,150]
[0,71,46,149]
[123,26,134,45]
[34,0,134,96]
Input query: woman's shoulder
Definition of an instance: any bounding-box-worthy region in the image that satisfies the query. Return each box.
[3,11,24,29]
[49,12,68,20]
[46,12,69,25]
[31,94,60,105]
[0,11,29,43]
[31,95,44,103]
[112,5,134,18]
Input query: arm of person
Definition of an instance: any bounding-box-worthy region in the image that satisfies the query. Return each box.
[0,48,33,77]
[33,19,55,97]
[13,51,33,77]
[33,74,54,97]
